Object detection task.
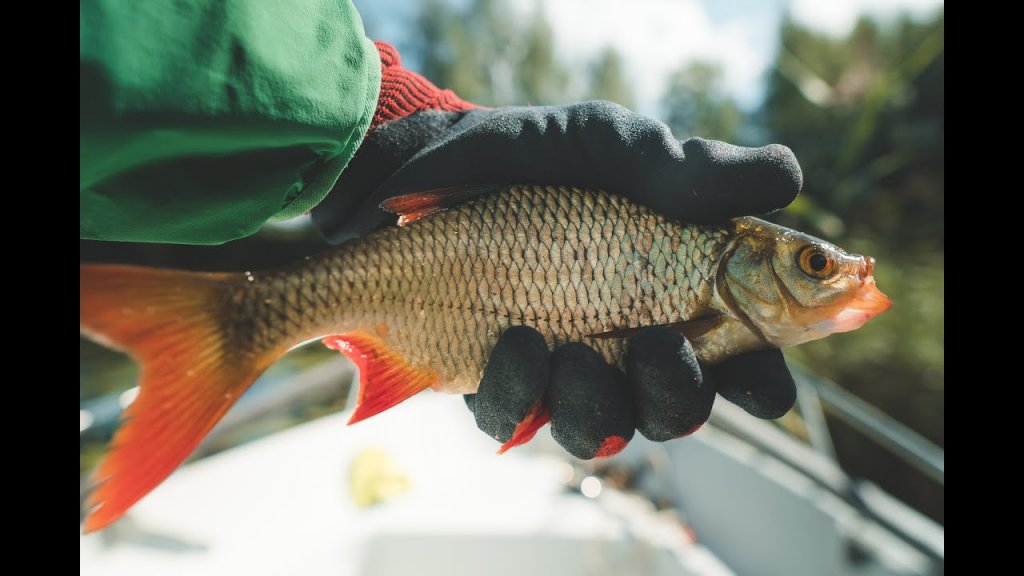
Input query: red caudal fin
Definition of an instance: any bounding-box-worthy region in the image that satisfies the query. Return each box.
[323,332,438,424]
[80,264,278,532]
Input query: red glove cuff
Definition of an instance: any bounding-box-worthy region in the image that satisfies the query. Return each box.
[371,41,478,131]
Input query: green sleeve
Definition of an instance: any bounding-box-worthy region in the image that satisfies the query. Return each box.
[80,0,381,244]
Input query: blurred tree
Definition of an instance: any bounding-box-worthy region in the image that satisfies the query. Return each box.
[765,13,944,252]
[762,11,944,523]
[589,47,635,109]
[662,61,742,142]
[519,7,569,105]
[414,0,572,106]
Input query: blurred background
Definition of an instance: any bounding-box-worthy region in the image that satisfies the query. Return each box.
[81,0,943,573]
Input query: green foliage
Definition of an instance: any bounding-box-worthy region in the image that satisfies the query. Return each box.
[662,62,742,142]
[589,47,634,109]
[765,13,944,253]
[413,0,636,108]
[764,11,944,435]
[415,0,572,106]
[762,11,943,521]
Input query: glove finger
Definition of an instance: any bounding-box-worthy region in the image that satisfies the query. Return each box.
[547,343,634,459]
[708,348,796,419]
[370,102,800,223]
[666,138,802,222]
[626,327,716,441]
[473,326,551,446]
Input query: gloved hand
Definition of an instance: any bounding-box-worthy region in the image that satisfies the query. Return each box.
[313,42,801,459]
[312,42,801,243]
[464,327,796,459]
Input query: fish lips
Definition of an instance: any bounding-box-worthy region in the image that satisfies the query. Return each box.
[825,276,893,334]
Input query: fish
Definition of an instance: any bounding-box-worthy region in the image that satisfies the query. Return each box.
[79,184,891,531]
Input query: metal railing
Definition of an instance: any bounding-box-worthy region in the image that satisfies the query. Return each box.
[707,366,944,565]
[796,367,944,486]
[81,352,943,563]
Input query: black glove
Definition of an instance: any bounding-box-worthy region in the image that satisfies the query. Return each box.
[312,45,801,243]
[315,104,800,244]
[463,328,795,460]
[312,42,801,459]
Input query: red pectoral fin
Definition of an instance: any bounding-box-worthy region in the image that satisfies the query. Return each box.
[323,332,438,424]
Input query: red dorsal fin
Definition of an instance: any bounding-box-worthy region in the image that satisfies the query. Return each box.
[380,185,506,226]
[396,207,442,226]
[323,332,438,424]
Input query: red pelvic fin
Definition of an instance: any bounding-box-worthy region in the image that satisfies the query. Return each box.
[80,264,276,532]
[323,332,438,424]
[497,400,551,454]
[380,185,505,225]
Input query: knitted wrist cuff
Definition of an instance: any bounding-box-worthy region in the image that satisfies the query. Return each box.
[370,41,477,131]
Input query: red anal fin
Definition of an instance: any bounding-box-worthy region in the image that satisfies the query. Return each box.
[323,332,438,424]
[588,315,724,340]
[497,400,551,454]
[380,185,506,225]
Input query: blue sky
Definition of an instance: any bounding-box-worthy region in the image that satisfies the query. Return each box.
[355,0,943,115]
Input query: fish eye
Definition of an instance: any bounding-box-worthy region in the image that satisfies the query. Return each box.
[798,245,837,279]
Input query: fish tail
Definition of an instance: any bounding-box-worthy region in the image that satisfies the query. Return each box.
[80,264,277,532]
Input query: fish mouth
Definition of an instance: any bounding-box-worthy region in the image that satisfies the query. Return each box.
[828,276,893,334]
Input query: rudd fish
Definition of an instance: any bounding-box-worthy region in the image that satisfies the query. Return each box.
[79,184,891,531]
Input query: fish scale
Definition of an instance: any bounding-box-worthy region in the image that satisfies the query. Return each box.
[233,184,731,393]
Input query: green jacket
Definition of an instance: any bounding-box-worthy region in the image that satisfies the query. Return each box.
[80,0,381,244]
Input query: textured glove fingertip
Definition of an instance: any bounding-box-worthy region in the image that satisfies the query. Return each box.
[680,138,803,220]
[548,343,634,460]
[711,348,796,419]
[747,142,803,207]
[627,328,715,441]
[474,326,551,443]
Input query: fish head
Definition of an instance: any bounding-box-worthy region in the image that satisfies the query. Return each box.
[715,217,892,349]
